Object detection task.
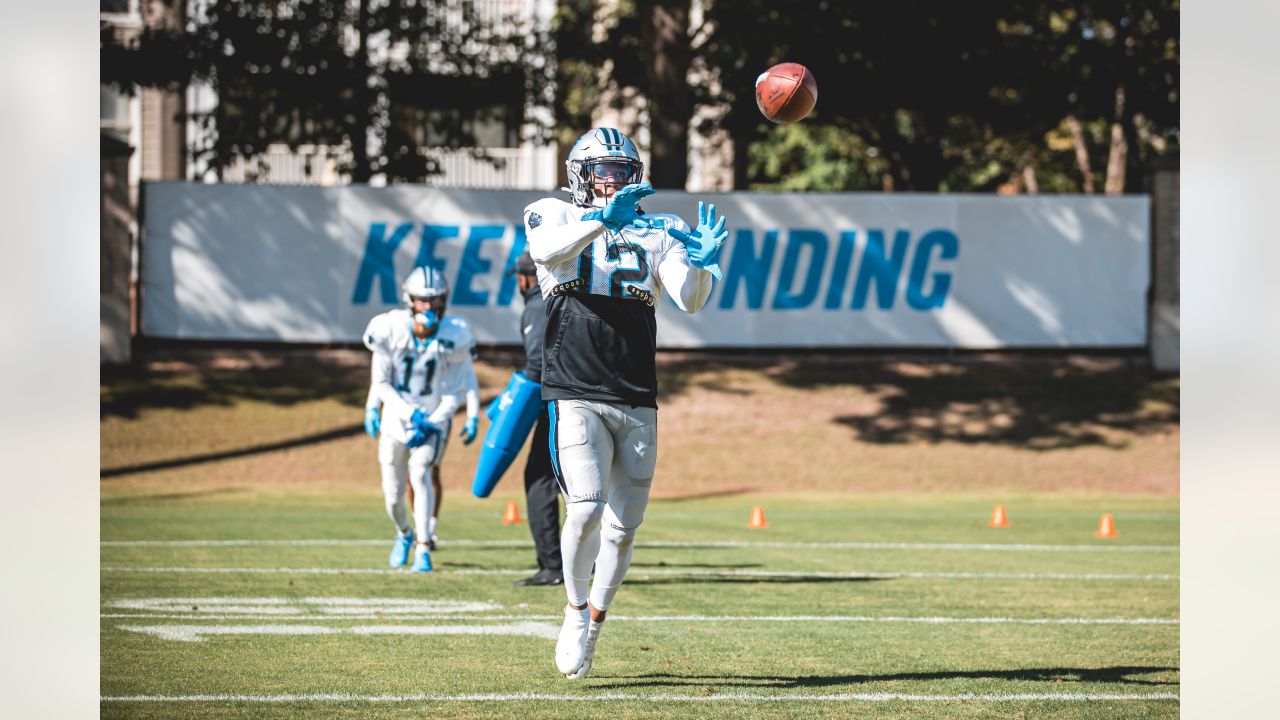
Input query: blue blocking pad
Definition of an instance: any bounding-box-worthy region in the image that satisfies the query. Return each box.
[472,371,543,498]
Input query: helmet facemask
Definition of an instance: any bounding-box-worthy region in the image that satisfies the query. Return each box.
[408,294,446,338]
[565,128,645,208]
[584,159,642,207]
[400,266,449,338]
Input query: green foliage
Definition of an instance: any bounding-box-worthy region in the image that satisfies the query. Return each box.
[748,123,889,191]
[101,0,554,183]
[102,0,1179,192]
[697,0,1179,192]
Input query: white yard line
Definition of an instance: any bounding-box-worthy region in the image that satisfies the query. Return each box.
[110,597,499,614]
[118,622,560,642]
[99,566,1179,581]
[100,690,1179,703]
[102,612,1179,625]
[100,538,1178,552]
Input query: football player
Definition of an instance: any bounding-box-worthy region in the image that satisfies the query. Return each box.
[362,266,479,572]
[524,127,728,678]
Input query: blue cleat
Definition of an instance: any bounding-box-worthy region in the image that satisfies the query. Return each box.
[389,530,415,568]
[411,544,433,573]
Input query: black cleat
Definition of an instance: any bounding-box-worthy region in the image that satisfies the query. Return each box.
[514,569,564,587]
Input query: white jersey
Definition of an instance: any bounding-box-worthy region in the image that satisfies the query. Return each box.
[523,197,692,305]
[363,311,476,445]
[523,196,714,407]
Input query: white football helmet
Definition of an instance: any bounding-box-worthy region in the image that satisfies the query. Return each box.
[401,266,449,332]
[565,127,644,208]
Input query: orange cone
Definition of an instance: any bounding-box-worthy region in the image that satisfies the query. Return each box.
[748,505,769,529]
[988,504,1011,527]
[1095,513,1117,538]
[501,500,524,525]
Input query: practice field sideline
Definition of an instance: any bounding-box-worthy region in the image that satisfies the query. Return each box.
[101,492,1178,720]
[102,354,1177,718]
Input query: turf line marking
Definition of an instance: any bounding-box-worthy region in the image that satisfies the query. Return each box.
[102,612,1179,625]
[100,566,1178,581]
[100,538,1178,553]
[101,691,1179,703]
[110,597,499,615]
[119,622,559,642]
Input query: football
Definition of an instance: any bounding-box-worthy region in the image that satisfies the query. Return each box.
[754,62,818,123]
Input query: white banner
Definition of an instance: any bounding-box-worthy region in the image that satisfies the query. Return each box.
[141,182,1149,348]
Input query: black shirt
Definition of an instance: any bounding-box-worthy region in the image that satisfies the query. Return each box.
[520,284,546,384]
[540,292,658,408]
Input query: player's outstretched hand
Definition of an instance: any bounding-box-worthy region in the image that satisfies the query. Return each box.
[602,182,656,230]
[460,416,479,445]
[363,406,381,439]
[668,201,728,279]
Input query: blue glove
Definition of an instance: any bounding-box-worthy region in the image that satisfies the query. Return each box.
[363,407,380,439]
[407,409,440,449]
[604,183,656,229]
[460,416,479,445]
[668,201,728,280]
[583,183,656,231]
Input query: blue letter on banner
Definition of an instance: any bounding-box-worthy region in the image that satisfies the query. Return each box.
[773,229,828,310]
[495,226,527,307]
[905,229,958,310]
[718,229,778,310]
[455,225,505,306]
[352,222,414,305]
[823,231,857,309]
[415,225,456,275]
[851,229,910,310]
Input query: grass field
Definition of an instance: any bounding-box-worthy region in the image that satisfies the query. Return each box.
[101,349,1179,718]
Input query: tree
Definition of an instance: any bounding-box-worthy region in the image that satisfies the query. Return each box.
[638,0,692,189]
[550,0,694,189]
[694,0,1178,193]
[101,0,554,183]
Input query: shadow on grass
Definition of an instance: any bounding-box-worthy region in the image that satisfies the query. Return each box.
[630,562,764,569]
[625,575,889,586]
[100,487,243,505]
[104,351,1179,454]
[772,356,1179,450]
[101,425,364,478]
[592,665,1179,689]
[657,487,760,502]
[102,360,505,420]
[101,364,371,419]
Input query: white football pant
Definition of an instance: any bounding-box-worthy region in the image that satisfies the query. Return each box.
[550,399,657,611]
[378,417,450,539]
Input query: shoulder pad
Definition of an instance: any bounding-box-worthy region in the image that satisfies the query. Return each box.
[364,310,411,353]
[438,317,477,357]
[446,316,474,339]
[523,198,572,231]
[362,312,393,353]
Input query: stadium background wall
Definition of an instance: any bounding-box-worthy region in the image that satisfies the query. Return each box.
[122,182,1161,352]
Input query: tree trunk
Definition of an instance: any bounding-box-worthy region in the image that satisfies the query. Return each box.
[350,0,373,183]
[639,0,691,189]
[553,1,597,172]
[1065,114,1095,193]
[1104,84,1127,195]
[730,120,751,190]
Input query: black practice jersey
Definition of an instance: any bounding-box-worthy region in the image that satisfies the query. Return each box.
[523,197,707,408]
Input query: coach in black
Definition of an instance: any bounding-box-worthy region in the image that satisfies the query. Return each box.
[511,251,564,587]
